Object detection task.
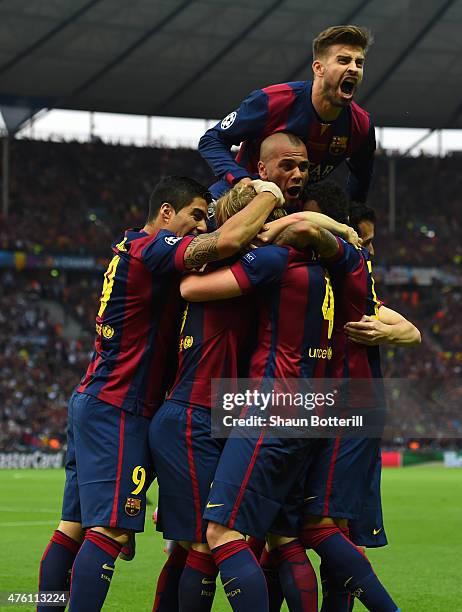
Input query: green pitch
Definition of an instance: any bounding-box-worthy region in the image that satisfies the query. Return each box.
[0,467,461,611]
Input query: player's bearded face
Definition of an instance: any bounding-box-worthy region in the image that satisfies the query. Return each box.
[320,44,364,107]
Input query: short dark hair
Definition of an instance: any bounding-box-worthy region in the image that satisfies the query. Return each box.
[313,25,373,59]
[348,201,376,233]
[148,176,211,222]
[302,180,349,224]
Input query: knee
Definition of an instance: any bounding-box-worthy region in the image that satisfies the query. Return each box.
[91,526,131,545]
[57,520,84,543]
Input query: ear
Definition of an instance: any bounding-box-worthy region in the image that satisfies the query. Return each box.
[312,59,324,78]
[257,160,269,180]
[160,203,174,224]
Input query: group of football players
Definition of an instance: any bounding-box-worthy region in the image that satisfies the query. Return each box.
[37,24,421,612]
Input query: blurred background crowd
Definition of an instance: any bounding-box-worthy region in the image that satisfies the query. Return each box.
[1,139,461,452]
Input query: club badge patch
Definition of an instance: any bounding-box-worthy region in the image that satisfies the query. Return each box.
[125,497,141,516]
[329,136,348,156]
[221,111,237,130]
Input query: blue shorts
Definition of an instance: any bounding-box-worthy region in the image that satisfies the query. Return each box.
[61,391,153,532]
[149,401,225,543]
[349,449,388,547]
[303,437,379,521]
[203,433,317,540]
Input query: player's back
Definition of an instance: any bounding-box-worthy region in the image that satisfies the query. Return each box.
[168,294,255,409]
[78,228,193,417]
[247,247,334,380]
[323,238,382,379]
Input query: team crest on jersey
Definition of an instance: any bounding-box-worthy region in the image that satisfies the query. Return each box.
[102,324,114,339]
[164,236,182,246]
[221,111,237,130]
[124,497,141,516]
[329,136,348,156]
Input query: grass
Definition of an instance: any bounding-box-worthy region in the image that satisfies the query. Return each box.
[0,467,460,611]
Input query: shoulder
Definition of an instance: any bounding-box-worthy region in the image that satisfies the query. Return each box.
[261,80,308,98]
[350,101,372,133]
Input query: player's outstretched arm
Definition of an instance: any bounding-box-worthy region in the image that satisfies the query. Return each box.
[183,181,283,270]
[258,212,360,248]
[344,306,421,346]
[180,268,242,302]
[275,221,340,258]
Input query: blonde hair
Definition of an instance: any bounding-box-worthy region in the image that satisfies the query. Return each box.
[215,184,286,227]
[313,25,373,59]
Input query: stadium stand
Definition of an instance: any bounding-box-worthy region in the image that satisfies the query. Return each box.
[1,139,461,451]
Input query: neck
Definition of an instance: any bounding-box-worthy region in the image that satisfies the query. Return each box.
[143,220,165,235]
[311,80,342,122]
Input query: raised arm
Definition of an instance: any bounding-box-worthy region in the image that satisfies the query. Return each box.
[183,181,283,270]
[258,211,360,248]
[344,305,421,346]
[275,221,340,258]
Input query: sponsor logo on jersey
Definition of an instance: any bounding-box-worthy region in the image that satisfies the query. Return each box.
[164,236,182,245]
[244,252,256,262]
[206,502,224,509]
[372,527,383,535]
[329,136,348,156]
[125,497,142,516]
[308,347,333,360]
[221,111,237,130]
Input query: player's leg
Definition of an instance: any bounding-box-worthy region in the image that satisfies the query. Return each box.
[68,392,152,612]
[204,435,314,611]
[301,439,399,612]
[38,392,83,612]
[150,401,220,612]
[266,476,318,612]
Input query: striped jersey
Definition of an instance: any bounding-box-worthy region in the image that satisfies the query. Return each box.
[199,80,375,202]
[77,228,195,417]
[230,245,334,379]
[323,237,382,378]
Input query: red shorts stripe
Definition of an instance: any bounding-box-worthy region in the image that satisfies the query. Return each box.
[229,432,265,529]
[110,410,126,527]
[323,437,341,516]
[186,406,202,542]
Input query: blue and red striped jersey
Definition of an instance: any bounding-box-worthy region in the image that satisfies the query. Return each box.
[167,294,255,409]
[199,81,375,202]
[322,237,382,379]
[77,228,195,417]
[230,245,334,379]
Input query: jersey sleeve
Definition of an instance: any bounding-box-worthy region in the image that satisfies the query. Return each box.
[229,245,288,293]
[198,88,269,184]
[136,231,195,275]
[321,237,362,275]
[346,119,376,202]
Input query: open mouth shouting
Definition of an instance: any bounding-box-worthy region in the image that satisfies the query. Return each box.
[286,185,303,200]
[339,76,358,100]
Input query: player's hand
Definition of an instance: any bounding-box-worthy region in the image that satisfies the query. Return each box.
[250,180,285,207]
[344,225,361,248]
[235,177,253,187]
[255,218,289,245]
[344,315,390,345]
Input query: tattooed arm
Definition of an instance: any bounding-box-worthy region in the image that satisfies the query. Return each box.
[275,221,339,258]
[183,186,282,270]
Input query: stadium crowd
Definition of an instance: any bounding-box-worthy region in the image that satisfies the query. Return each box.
[1,139,461,270]
[1,140,461,454]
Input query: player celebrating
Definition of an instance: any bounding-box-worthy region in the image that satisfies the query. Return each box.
[36,176,283,612]
[199,25,375,202]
